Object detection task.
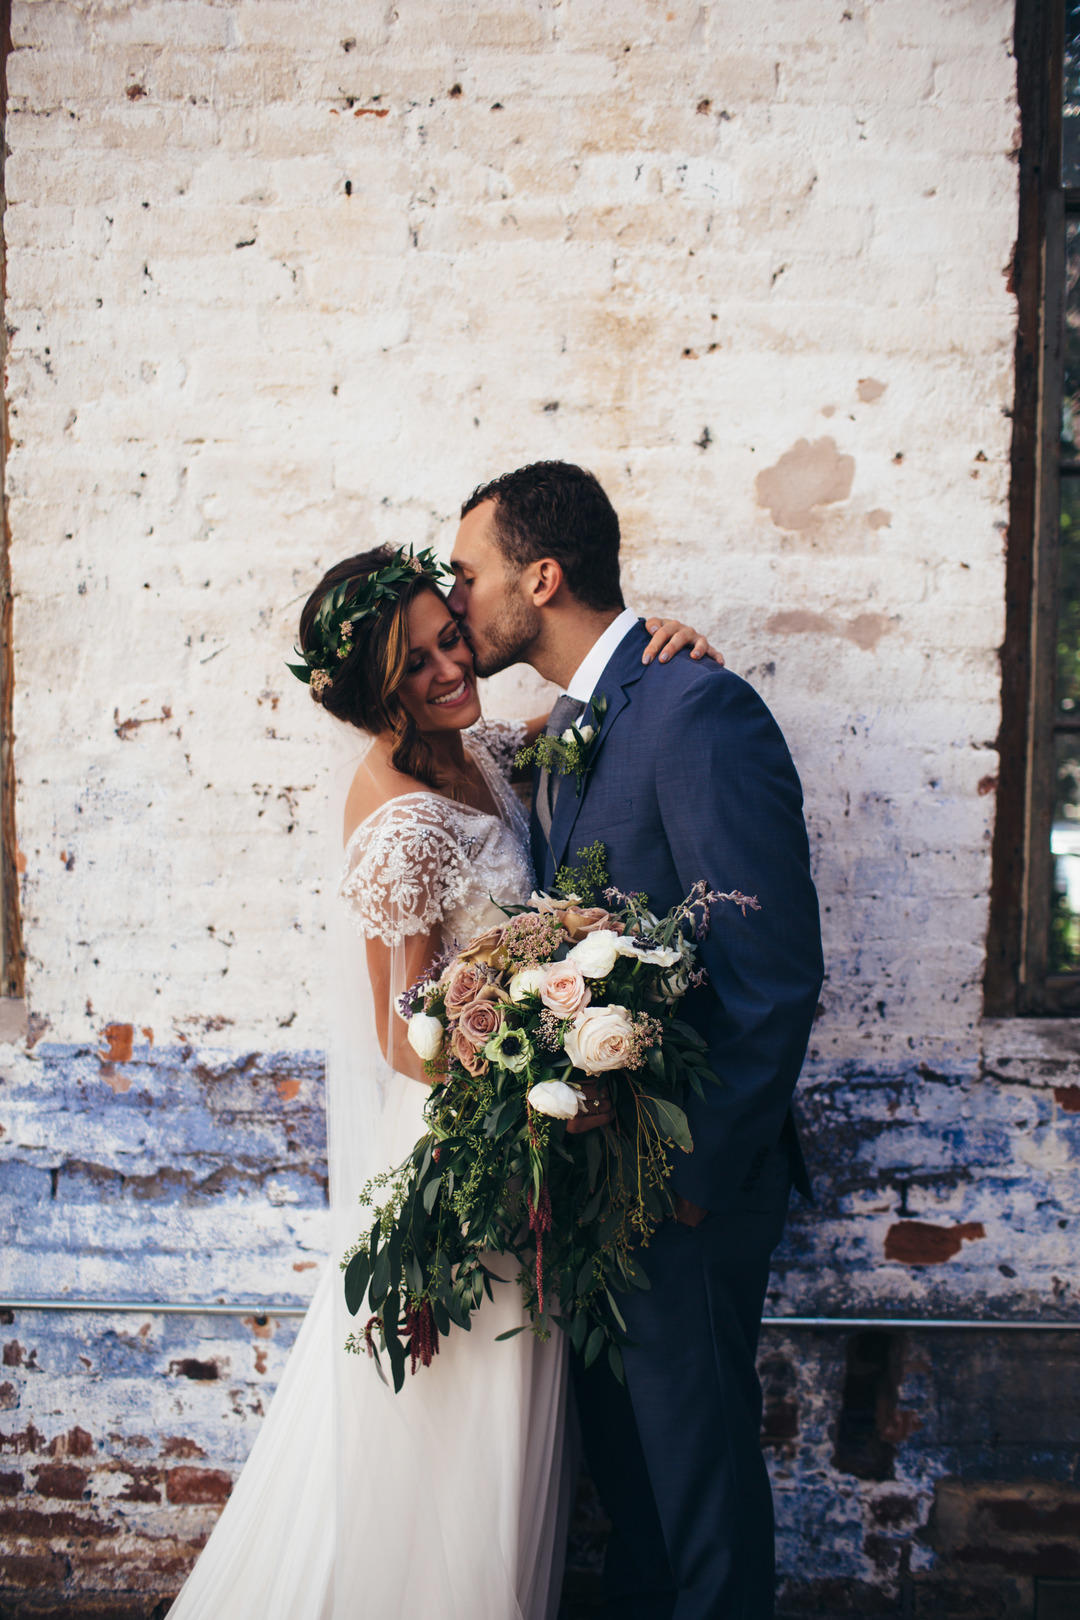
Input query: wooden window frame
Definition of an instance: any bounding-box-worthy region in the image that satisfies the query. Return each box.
[987,0,1080,1013]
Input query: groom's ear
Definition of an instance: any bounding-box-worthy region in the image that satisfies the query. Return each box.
[527,557,564,609]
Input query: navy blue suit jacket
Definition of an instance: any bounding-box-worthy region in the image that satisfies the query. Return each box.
[531,622,823,1211]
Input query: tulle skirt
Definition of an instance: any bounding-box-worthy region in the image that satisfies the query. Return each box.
[168,1078,571,1620]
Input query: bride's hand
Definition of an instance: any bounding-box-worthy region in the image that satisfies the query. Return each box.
[642,618,725,667]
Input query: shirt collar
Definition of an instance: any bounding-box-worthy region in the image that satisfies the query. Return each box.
[564,607,640,704]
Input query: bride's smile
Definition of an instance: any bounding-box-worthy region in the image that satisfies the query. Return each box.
[396,589,482,734]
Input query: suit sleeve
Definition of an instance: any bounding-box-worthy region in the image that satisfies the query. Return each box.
[654,675,823,1207]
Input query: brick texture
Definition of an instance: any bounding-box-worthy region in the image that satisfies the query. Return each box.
[5,2,1073,1616]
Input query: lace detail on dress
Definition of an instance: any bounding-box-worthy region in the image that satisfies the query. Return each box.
[468,717,527,781]
[340,798,472,946]
[339,774,535,950]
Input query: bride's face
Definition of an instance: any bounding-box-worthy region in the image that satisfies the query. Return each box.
[395,587,482,735]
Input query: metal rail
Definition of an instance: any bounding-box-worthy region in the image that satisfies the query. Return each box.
[2,1299,1080,1330]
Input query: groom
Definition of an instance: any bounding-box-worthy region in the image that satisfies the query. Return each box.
[448,461,822,1620]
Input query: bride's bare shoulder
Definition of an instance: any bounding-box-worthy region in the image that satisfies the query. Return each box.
[342,754,443,847]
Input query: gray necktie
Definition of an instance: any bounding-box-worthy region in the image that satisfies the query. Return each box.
[536,694,586,839]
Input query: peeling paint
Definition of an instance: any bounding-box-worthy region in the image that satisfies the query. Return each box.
[755,436,855,530]
[765,608,894,650]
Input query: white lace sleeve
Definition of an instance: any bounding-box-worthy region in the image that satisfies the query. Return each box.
[467,718,528,782]
[339,795,470,947]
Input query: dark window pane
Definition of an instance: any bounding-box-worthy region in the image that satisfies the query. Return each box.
[1058,478,1080,712]
[1050,733,1080,972]
[1066,2,1080,186]
[1064,223,1080,455]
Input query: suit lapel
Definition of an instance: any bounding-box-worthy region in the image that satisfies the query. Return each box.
[546,624,649,873]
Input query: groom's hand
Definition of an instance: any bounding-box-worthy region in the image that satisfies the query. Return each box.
[673,1194,709,1227]
[566,1078,614,1134]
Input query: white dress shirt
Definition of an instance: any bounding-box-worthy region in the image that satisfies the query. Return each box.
[564,607,640,706]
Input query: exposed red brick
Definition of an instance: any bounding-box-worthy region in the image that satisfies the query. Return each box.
[987,1495,1080,1535]
[0,1504,116,1538]
[954,1541,1080,1576]
[884,1220,986,1265]
[99,1022,134,1063]
[160,1435,205,1459]
[33,1462,88,1500]
[977,774,998,796]
[114,1463,161,1504]
[862,1532,903,1573]
[276,1077,300,1101]
[51,1425,94,1458]
[869,1493,919,1526]
[0,1467,22,1495]
[3,1339,23,1366]
[165,1466,233,1505]
[0,1421,46,1454]
[167,1358,220,1382]
[0,1380,17,1408]
[762,1398,799,1440]
[1054,1085,1080,1113]
[0,1549,68,1589]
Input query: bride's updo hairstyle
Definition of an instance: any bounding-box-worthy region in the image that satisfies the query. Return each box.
[298,546,454,793]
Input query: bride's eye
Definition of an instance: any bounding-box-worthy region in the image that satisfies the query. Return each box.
[441,628,462,650]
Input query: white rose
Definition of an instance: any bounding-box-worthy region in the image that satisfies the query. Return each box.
[564,1004,635,1074]
[406,1012,444,1062]
[508,967,545,1002]
[566,929,623,979]
[527,1079,583,1119]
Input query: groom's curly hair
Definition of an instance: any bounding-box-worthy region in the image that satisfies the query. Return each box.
[461,461,624,612]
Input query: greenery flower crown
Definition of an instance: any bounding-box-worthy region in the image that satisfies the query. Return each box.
[288,545,453,703]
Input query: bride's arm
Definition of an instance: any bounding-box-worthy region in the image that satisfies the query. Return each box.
[366,927,444,1085]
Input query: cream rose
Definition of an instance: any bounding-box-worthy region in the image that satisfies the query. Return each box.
[562,905,617,940]
[566,929,623,979]
[564,1004,635,1074]
[539,962,591,1018]
[527,1079,583,1119]
[406,1012,445,1063]
[456,924,508,967]
[508,967,545,1001]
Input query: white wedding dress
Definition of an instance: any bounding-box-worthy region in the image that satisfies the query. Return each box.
[168,719,571,1620]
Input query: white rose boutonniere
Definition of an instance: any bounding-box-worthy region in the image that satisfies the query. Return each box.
[514,694,609,797]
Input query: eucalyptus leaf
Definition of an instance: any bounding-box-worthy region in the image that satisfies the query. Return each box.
[643,1095,694,1155]
[583,1325,605,1369]
[343,1251,370,1317]
[370,1245,390,1306]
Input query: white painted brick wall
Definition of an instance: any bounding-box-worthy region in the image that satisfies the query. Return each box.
[5,0,1018,1060]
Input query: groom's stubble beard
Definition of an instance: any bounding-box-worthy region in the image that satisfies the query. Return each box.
[469,585,543,678]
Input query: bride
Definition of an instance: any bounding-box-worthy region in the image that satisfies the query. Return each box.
[167,544,718,1620]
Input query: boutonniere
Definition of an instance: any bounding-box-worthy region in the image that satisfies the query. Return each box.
[515,694,608,796]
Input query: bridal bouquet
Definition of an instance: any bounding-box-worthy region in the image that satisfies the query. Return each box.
[343,878,757,1392]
